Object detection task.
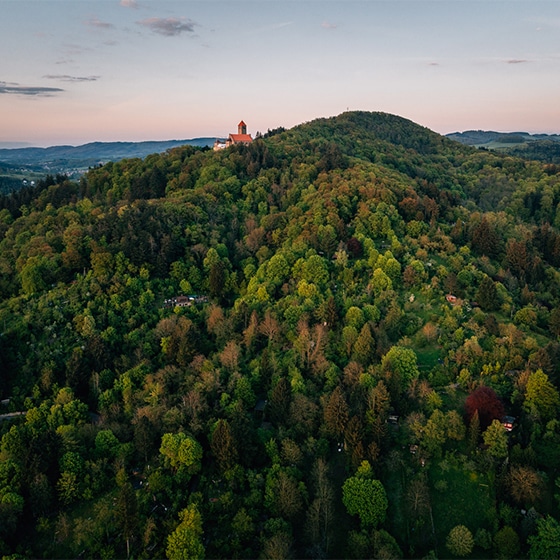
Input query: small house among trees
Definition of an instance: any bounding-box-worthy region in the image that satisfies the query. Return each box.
[163,295,208,308]
[502,415,516,432]
[446,294,459,305]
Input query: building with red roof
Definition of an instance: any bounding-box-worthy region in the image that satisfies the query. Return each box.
[214,121,253,150]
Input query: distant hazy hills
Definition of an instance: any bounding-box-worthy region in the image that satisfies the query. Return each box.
[0,138,216,171]
[446,130,560,164]
[446,130,560,146]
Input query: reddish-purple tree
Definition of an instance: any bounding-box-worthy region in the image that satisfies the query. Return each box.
[464,386,504,431]
[346,237,363,259]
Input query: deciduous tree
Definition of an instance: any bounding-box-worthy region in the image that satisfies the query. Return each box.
[381,345,420,394]
[524,368,560,422]
[494,526,520,560]
[482,419,508,460]
[446,525,474,557]
[160,432,203,477]
[529,515,560,560]
[166,504,205,560]
[508,465,544,507]
[342,461,388,528]
[465,385,504,431]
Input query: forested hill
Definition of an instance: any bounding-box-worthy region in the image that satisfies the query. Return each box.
[2,111,560,559]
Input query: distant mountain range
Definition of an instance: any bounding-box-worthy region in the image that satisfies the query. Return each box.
[0,138,216,173]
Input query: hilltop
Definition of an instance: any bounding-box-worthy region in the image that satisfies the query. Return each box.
[1,111,560,559]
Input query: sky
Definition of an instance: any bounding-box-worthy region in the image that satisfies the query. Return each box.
[1,0,560,147]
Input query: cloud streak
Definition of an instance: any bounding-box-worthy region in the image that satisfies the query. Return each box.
[120,0,139,8]
[84,16,114,29]
[0,81,64,96]
[137,17,197,36]
[44,75,101,82]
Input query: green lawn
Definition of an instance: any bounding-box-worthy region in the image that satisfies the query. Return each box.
[429,458,495,555]
[415,346,443,371]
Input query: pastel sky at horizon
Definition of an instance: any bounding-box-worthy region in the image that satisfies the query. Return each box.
[1,0,560,147]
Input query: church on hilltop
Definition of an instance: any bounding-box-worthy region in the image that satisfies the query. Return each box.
[213,121,253,150]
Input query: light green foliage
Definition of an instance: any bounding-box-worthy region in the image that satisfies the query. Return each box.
[524,369,560,422]
[20,255,53,295]
[266,253,290,287]
[381,346,420,391]
[166,504,205,560]
[231,507,254,538]
[60,451,85,476]
[203,247,220,270]
[300,254,329,287]
[57,471,80,505]
[422,409,447,456]
[446,525,474,557]
[160,433,203,475]
[446,410,466,441]
[407,220,427,238]
[370,268,392,296]
[362,304,381,323]
[514,306,538,328]
[342,461,388,527]
[482,419,508,459]
[529,515,560,560]
[382,252,402,280]
[345,306,365,329]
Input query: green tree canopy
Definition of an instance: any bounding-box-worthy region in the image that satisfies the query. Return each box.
[160,432,203,476]
[529,515,560,560]
[482,419,508,459]
[381,345,420,392]
[494,526,520,560]
[524,368,560,422]
[342,461,388,528]
[166,504,205,560]
[446,525,474,557]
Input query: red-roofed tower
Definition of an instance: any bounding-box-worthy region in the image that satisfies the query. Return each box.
[238,121,247,135]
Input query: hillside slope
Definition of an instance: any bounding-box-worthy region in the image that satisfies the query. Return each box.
[1,111,560,559]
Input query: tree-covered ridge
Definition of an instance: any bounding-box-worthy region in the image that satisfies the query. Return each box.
[447,130,560,165]
[1,111,560,558]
